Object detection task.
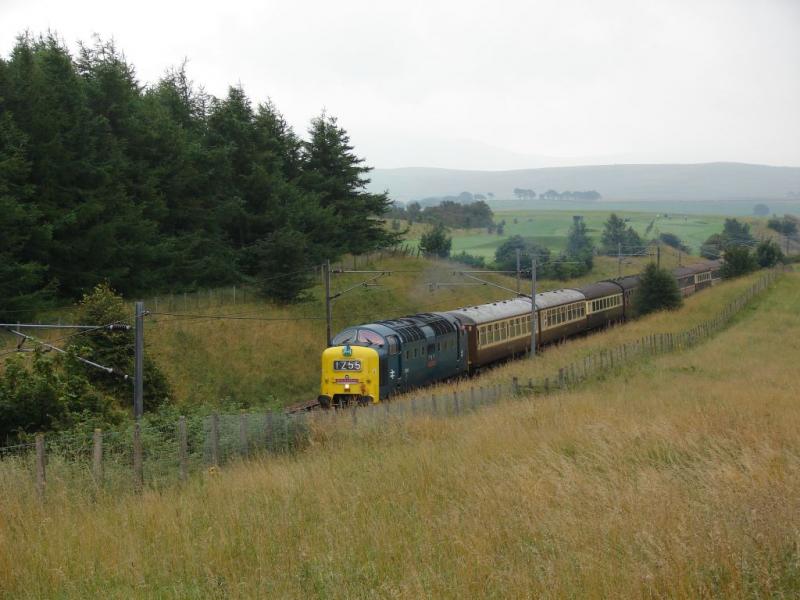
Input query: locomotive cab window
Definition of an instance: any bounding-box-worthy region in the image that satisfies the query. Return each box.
[357,329,384,346]
[386,335,400,355]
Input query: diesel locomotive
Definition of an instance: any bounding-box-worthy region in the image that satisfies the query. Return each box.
[318,259,723,407]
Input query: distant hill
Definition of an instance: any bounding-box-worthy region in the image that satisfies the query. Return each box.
[367,162,800,203]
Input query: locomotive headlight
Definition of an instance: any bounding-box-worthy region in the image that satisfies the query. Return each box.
[344,383,350,391]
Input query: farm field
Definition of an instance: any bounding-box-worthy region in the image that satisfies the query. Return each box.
[424,209,729,259]
[1,271,797,598]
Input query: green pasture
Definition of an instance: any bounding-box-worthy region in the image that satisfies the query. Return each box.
[419,209,729,259]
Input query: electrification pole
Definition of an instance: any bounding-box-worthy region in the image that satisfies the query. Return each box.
[133,301,144,420]
[324,259,333,347]
[530,258,537,358]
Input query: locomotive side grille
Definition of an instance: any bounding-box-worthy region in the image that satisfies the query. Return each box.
[411,312,457,335]
[376,318,426,343]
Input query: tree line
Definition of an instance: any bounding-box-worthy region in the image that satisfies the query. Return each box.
[513,189,602,201]
[0,33,397,319]
[387,198,494,229]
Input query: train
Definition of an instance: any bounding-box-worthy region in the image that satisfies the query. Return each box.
[318,259,724,408]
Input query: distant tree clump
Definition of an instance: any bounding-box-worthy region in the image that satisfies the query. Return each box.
[767,215,798,237]
[450,251,486,268]
[755,240,783,268]
[390,198,494,229]
[601,213,642,255]
[700,218,755,259]
[753,203,770,216]
[632,263,682,316]
[513,188,537,200]
[419,223,452,258]
[721,246,758,278]
[494,234,590,281]
[494,236,549,273]
[658,232,690,254]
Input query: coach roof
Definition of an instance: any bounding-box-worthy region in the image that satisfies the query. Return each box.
[446,289,586,325]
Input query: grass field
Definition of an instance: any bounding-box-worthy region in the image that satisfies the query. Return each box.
[444,209,729,259]
[1,271,796,598]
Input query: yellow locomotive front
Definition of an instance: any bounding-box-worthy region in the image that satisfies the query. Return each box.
[319,344,380,408]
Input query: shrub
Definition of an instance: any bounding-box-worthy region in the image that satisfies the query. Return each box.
[632,263,682,316]
[721,246,758,278]
[419,223,452,258]
[755,240,783,268]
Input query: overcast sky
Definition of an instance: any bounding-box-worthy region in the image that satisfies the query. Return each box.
[2,0,799,170]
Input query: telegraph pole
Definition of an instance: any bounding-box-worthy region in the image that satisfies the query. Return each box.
[324,259,333,347]
[657,245,661,268]
[617,242,622,277]
[530,258,537,358]
[515,248,521,295]
[133,301,144,420]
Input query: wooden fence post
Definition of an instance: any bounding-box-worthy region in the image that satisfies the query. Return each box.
[351,405,358,428]
[432,393,438,415]
[454,391,460,415]
[92,428,103,485]
[210,413,220,467]
[35,433,46,500]
[133,422,143,493]
[470,387,477,410]
[512,376,520,395]
[178,416,188,483]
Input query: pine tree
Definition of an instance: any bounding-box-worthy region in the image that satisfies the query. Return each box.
[300,113,396,255]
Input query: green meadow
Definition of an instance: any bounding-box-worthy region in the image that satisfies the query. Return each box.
[414,209,728,259]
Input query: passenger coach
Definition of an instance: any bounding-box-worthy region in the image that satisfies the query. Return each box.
[319,259,725,405]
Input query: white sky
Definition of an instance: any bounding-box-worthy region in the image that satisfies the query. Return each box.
[2,0,799,170]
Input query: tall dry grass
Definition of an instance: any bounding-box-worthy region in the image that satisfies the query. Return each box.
[0,273,797,598]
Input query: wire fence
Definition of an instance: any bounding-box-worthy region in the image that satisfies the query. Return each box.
[0,267,784,500]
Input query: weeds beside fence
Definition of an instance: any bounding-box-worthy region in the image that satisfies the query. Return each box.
[0,268,783,499]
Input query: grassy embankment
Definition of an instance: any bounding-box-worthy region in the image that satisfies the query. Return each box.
[1,271,797,598]
[0,249,704,408]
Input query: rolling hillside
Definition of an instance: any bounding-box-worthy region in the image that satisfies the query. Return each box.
[369,162,800,203]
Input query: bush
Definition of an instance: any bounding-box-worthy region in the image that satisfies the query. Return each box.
[755,240,783,268]
[419,223,452,258]
[658,232,690,254]
[721,246,758,278]
[632,263,682,316]
[450,251,486,268]
[68,283,171,412]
